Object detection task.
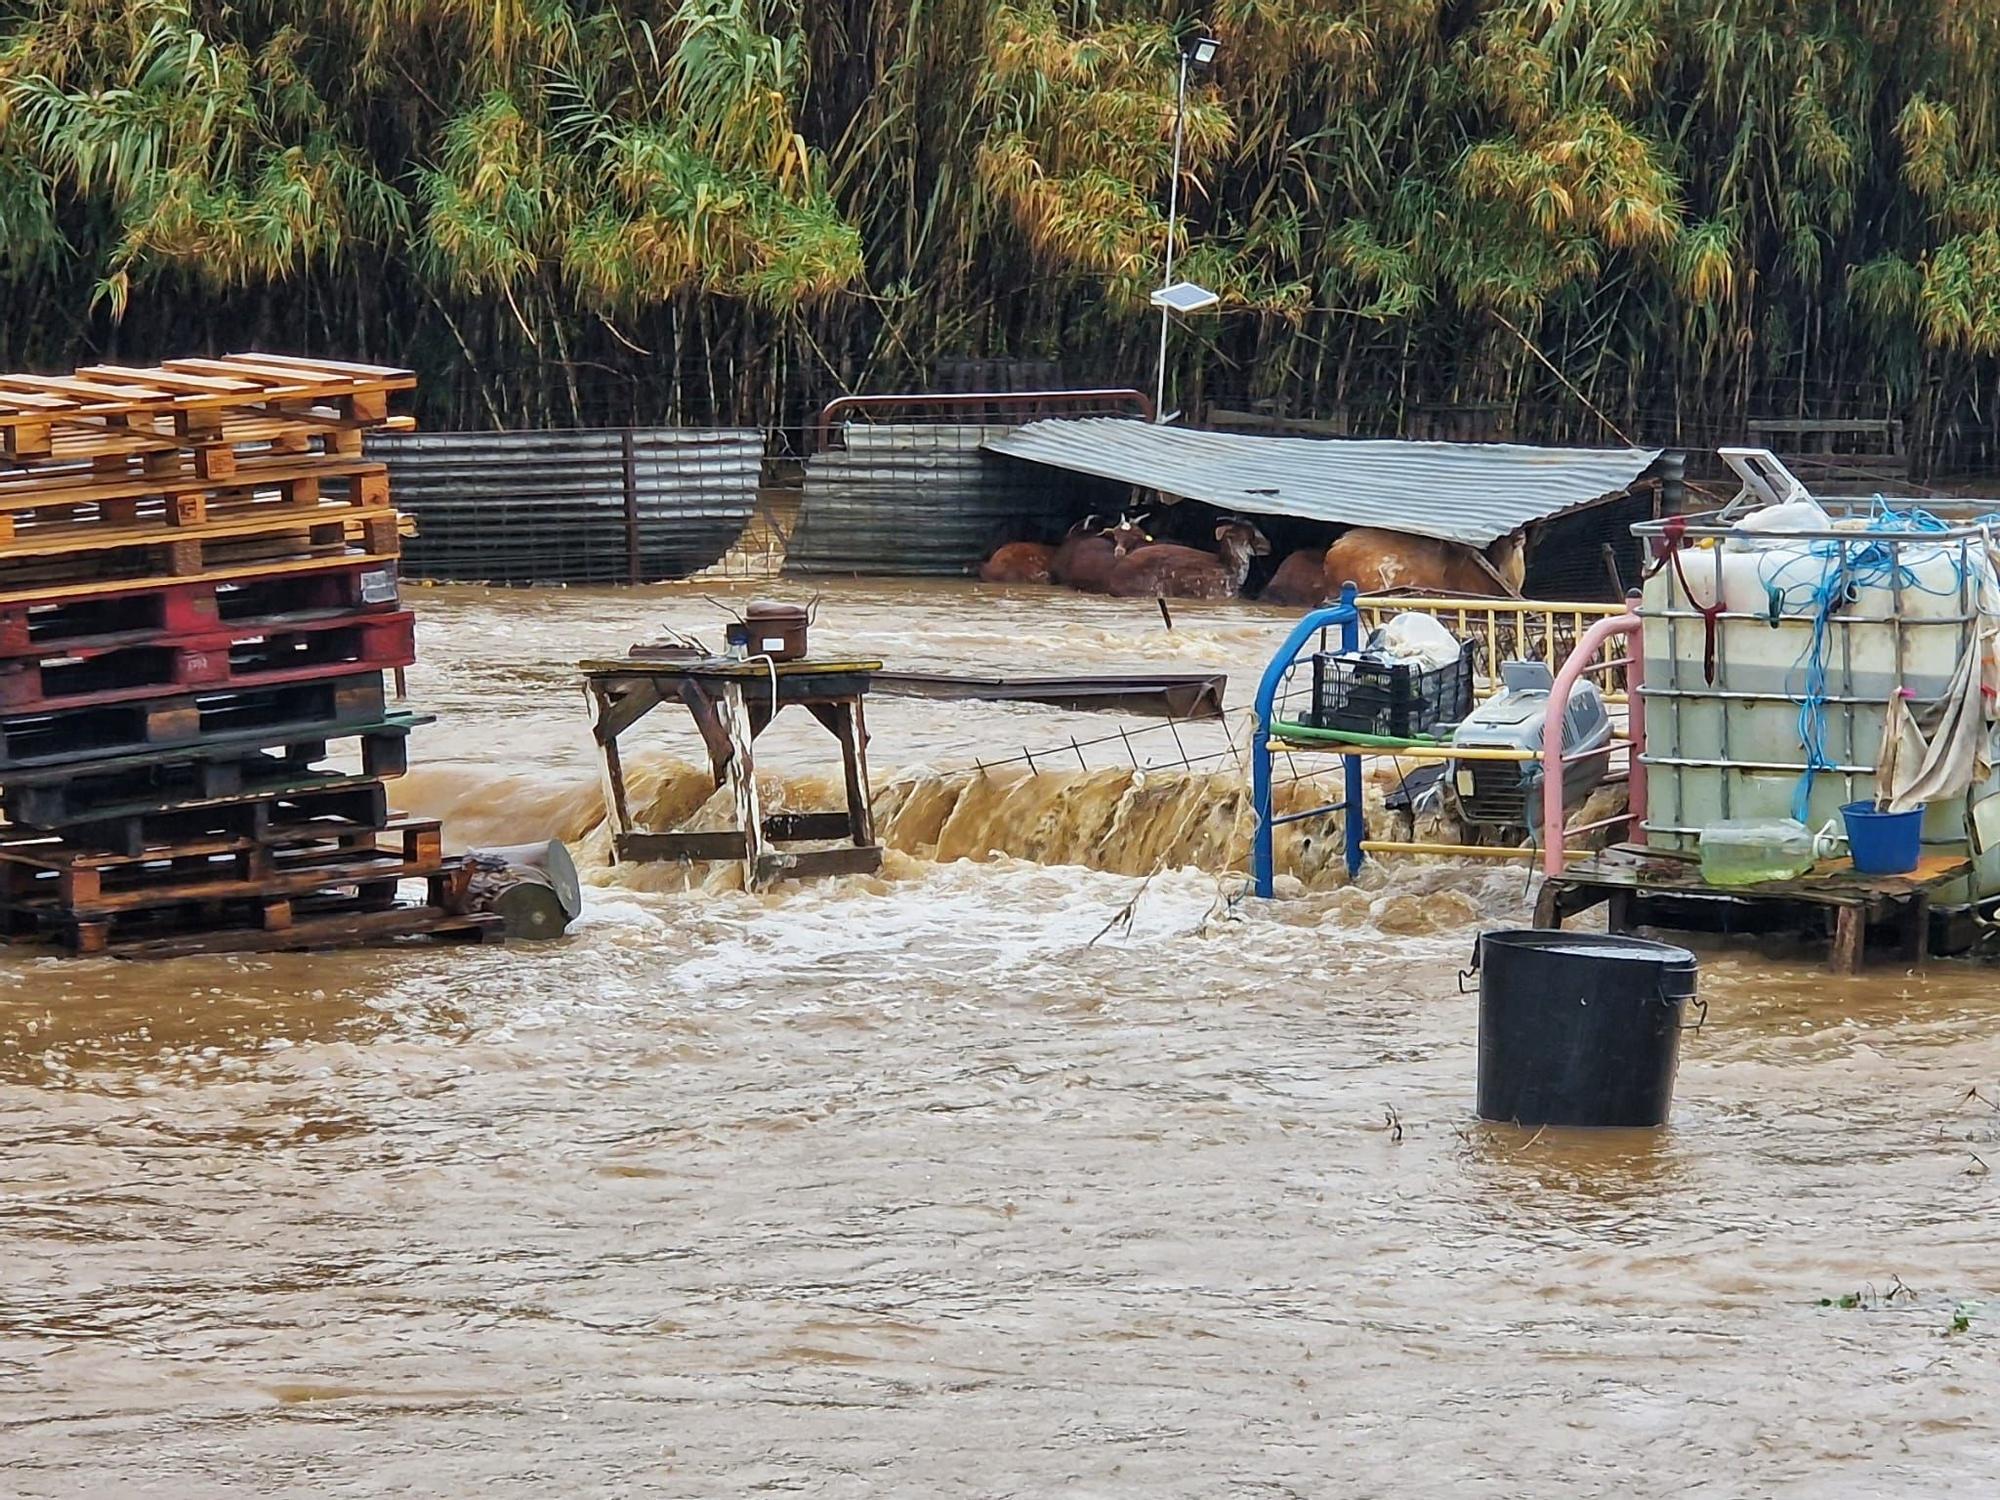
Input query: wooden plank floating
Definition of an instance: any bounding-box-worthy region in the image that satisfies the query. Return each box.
[866,669,1227,720]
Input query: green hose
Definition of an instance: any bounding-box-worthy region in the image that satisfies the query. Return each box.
[1271,720,1449,750]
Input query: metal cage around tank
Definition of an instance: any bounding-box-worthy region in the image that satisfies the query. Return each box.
[1631,497,2000,905]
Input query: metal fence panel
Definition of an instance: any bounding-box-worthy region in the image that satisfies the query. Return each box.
[369,428,761,584]
[785,424,1110,576]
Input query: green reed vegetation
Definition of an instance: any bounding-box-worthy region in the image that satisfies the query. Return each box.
[3,1,1999,459]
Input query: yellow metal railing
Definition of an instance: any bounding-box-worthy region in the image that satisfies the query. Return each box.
[1352,594,1629,702]
[1265,594,1636,865]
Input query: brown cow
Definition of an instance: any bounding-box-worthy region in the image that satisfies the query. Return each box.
[1260,548,1331,607]
[978,542,1057,584]
[1108,520,1272,600]
[1052,513,1152,593]
[1320,528,1527,598]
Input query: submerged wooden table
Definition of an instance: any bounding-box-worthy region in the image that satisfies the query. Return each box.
[1536,842,1971,973]
[580,655,883,889]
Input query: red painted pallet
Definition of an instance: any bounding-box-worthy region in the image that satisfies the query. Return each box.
[0,609,413,712]
[0,558,402,657]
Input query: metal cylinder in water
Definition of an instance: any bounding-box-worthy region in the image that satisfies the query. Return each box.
[464,839,583,941]
[1473,930,1699,1127]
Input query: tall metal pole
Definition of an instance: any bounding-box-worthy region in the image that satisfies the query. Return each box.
[1155,50,1190,424]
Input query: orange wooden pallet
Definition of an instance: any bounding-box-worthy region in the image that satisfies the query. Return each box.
[0,512,407,600]
[0,816,445,912]
[0,453,389,518]
[0,352,415,463]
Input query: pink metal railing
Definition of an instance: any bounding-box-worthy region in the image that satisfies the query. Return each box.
[1541,611,1647,878]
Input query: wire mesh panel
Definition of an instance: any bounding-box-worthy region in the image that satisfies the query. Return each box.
[368,428,761,584]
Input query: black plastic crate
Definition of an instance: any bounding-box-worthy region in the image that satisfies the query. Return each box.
[1307,644,1474,739]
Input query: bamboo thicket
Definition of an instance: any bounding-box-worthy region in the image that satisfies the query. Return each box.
[3,1,2000,468]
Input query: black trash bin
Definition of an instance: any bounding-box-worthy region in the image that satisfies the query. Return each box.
[1472,930,1699,1127]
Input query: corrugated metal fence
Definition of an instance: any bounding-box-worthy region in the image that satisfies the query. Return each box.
[369,428,762,585]
[785,424,1115,576]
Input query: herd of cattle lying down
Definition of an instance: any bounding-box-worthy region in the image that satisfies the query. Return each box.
[977,514,1529,604]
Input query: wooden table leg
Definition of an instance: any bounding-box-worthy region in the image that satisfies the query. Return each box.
[1605,888,1635,934]
[809,695,877,849]
[1903,892,1931,967]
[1534,880,1564,929]
[840,698,875,847]
[1830,904,1865,974]
[587,684,634,860]
[717,682,765,888]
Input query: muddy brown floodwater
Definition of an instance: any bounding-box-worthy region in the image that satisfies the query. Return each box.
[5,580,2000,1497]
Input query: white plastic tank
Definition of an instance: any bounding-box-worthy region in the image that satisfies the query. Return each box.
[1635,461,2000,904]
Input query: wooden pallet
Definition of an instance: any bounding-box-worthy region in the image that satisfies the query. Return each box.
[1535,842,1972,973]
[0,557,401,656]
[0,674,388,771]
[0,817,444,911]
[13,412,406,478]
[99,902,504,961]
[0,354,415,464]
[0,713,423,827]
[42,774,393,857]
[0,455,388,533]
[0,610,413,712]
[0,504,402,586]
[7,862,478,955]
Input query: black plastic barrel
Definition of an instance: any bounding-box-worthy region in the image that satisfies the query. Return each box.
[1472,930,1699,1127]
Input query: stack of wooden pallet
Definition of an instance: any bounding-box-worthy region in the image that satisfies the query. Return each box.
[0,353,502,958]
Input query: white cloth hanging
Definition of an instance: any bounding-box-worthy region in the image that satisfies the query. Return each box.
[1874,547,2000,813]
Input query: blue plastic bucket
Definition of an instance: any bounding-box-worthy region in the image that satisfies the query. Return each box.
[1841,801,1923,876]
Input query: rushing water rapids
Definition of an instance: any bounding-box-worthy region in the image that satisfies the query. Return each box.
[5,580,2000,1497]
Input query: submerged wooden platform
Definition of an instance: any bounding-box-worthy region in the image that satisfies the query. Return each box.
[1536,842,1971,973]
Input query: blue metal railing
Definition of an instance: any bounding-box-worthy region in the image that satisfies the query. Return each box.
[1251,584,1366,897]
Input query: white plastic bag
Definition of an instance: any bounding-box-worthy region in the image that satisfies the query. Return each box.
[1372,611,1461,670]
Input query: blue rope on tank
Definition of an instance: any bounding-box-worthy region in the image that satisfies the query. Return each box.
[1742,501,1973,822]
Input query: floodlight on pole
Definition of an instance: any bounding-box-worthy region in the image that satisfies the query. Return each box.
[1155,34,1221,423]
[1151,281,1219,314]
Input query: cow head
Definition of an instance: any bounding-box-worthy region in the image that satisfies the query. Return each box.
[1107,511,1153,555]
[1215,520,1273,560]
[1485,530,1528,594]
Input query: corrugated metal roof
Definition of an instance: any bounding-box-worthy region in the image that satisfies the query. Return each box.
[983,419,1662,547]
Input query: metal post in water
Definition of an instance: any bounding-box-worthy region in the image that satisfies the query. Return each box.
[1155,50,1189,425]
[1252,586,1360,897]
[1340,593,1365,879]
